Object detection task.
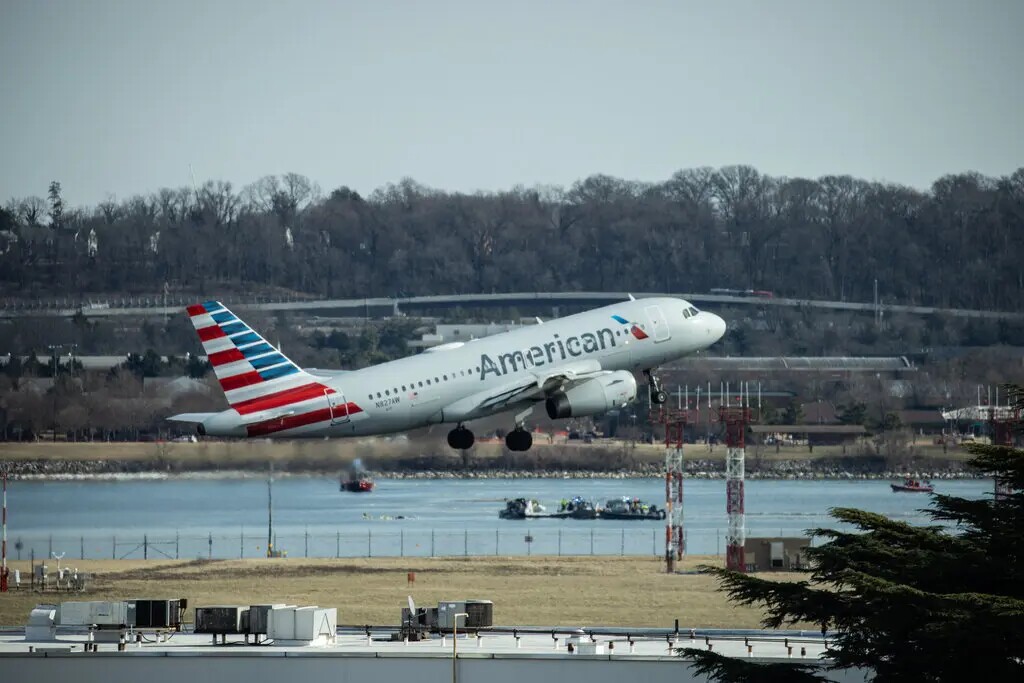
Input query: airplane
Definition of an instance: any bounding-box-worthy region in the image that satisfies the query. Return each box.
[168,296,726,451]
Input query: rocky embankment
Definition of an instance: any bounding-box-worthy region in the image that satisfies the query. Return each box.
[1,457,983,481]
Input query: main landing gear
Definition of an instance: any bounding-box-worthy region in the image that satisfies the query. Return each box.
[644,368,667,405]
[447,425,475,450]
[447,424,532,451]
[505,427,533,452]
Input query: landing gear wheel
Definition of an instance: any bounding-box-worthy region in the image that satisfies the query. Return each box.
[447,426,475,450]
[505,428,533,452]
[644,368,666,404]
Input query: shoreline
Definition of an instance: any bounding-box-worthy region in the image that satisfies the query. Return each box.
[0,441,983,482]
[2,462,987,482]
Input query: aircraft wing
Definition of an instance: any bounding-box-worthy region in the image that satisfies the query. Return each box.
[442,359,608,420]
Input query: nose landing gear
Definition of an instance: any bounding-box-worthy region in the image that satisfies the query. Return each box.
[644,369,667,405]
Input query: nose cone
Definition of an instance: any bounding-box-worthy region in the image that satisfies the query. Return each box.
[706,313,727,344]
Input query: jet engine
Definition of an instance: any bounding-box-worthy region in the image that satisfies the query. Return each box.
[545,371,638,420]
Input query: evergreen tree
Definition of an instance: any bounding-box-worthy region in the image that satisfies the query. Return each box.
[682,385,1024,681]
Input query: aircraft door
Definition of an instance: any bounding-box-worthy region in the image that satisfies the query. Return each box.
[327,390,350,424]
[644,305,671,343]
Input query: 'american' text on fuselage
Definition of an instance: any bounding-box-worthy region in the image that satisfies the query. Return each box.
[479,327,618,380]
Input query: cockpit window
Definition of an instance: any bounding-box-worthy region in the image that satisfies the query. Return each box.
[683,306,700,319]
[683,309,692,319]
[689,306,699,316]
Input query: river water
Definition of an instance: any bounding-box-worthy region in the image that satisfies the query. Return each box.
[5,477,991,560]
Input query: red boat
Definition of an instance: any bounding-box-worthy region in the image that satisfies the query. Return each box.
[890,479,934,493]
[340,477,374,492]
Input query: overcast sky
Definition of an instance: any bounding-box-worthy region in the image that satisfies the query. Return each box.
[2,0,1022,207]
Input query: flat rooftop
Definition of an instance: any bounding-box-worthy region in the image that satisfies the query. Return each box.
[0,627,828,661]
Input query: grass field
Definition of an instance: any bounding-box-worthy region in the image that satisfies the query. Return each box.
[0,555,800,629]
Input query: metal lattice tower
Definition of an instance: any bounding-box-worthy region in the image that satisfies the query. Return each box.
[719,406,751,572]
[1,472,7,592]
[663,411,686,573]
[649,404,688,573]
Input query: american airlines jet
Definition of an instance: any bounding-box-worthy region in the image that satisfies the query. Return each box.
[169,297,726,451]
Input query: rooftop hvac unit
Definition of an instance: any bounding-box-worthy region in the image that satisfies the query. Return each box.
[133,599,182,629]
[294,607,337,643]
[195,606,249,634]
[464,600,493,629]
[248,604,288,635]
[58,601,135,627]
[437,601,467,630]
[401,606,438,629]
[57,601,91,626]
[26,604,57,641]
[267,606,297,640]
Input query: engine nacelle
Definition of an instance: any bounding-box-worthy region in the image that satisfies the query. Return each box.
[545,371,638,420]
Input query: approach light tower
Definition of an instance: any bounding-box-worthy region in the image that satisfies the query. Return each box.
[719,394,751,573]
[1,471,8,592]
[658,406,687,573]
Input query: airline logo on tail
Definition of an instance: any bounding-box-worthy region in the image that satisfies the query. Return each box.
[186,301,363,435]
[187,301,301,389]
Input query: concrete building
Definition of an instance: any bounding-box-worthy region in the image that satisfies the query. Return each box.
[0,628,868,683]
[743,537,813,572]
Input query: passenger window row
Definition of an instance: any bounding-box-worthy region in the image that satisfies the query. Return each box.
[368,365,483,400]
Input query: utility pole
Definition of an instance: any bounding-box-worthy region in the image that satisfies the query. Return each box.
[267,460,274,557]
[48,344,61,442]
[874,278,879,328]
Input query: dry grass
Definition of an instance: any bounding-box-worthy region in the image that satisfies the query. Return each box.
[0,555,802,629]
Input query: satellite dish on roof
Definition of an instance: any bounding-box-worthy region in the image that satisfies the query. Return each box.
[406,595,417,628]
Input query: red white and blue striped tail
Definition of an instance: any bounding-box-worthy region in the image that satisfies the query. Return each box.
[186,301,321,409]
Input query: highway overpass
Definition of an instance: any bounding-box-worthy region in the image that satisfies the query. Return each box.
[3,291,1022,321]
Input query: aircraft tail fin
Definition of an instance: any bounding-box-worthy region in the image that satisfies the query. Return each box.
[186,301,326,413]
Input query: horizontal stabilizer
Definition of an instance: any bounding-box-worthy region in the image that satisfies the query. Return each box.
[167,413,216,423]
[239,408,297,425]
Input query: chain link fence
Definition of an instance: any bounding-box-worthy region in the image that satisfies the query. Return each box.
[12,526,817,561]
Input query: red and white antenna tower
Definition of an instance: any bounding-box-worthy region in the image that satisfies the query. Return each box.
[650,386,692,573]
[719,383,751,573]
[1,471,8,592]
[665,408,686,572]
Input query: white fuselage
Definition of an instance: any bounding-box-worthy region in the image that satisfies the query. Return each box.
[266,297,724,438]
[193,297,726,439]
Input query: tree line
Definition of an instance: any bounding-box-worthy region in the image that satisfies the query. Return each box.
[2,167,1023,310]
[684,385,1024,682]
